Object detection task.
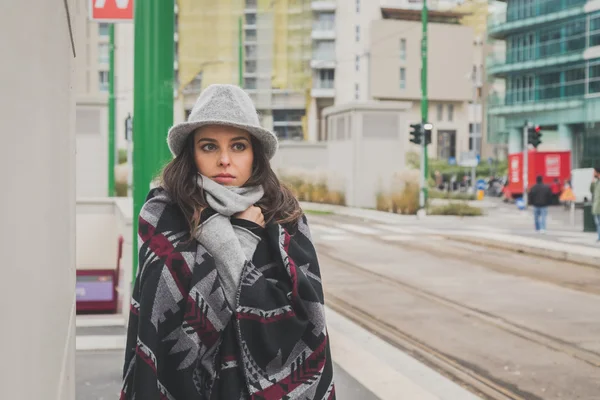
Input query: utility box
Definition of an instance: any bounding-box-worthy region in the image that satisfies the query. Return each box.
[323,101,412,209]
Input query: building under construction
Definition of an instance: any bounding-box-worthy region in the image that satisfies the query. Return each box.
[177,0,319,140]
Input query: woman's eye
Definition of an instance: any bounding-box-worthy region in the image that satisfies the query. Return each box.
[232,143,246,151]
[201,144,217,151]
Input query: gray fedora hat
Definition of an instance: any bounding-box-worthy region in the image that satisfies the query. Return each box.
[167,84,279,159]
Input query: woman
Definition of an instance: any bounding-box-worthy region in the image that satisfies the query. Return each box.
[121,84,335,400]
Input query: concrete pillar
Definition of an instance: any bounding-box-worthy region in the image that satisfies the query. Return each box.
[307,97,318,142]
[0,1,75,399]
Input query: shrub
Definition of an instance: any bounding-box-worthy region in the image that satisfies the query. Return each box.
[428,202,483,216]
[279,174,346,206]
[429,190,476,201]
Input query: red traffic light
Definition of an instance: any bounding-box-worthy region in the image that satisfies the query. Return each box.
[535,125,541,133]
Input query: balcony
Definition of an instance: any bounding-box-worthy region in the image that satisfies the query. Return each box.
[487,80,588,115]
[488,0,586,38]
[311,1,336,11]
[312,20,335,40]
[487,35,587,75]
[311,79,334,98]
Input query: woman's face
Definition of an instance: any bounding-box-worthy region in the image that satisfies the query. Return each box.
[193,125,254,186]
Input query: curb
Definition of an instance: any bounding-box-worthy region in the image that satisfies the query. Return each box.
[442,234,600,269]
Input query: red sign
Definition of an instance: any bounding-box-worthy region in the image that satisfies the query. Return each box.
[90,0,133,21]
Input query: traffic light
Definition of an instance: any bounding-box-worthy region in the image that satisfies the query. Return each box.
[423,123,433,145]
[409,123,422,145]
[528,125,542,148]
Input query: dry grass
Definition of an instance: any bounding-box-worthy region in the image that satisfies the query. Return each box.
[279,173,346,206]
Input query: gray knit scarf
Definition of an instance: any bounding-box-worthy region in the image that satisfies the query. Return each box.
[194,174,265,309]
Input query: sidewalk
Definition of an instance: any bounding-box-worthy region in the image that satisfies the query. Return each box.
[76,308,481,400]
[301,201,600,268]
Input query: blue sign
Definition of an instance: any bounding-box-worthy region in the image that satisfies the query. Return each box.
[448,157,456,165]
[476,179,486,190]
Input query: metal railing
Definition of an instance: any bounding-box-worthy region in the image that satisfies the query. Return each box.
[486,27,595,68]
[313,19,335,31]
[488,75,600,107]
[313,79,334,89]
[488,0,586,28]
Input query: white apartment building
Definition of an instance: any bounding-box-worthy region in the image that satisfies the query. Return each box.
[307,0,337,141]
[73,0,110,197]
[332,0,482,161]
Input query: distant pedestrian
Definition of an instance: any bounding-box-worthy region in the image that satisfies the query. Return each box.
[529,175,553,233]
[550,178,561,205]
[591,165,600,242]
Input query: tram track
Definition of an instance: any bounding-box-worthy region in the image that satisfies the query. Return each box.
[317,245,600,400]
[308,214,600,296]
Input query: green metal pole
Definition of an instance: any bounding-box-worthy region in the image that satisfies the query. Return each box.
[238,16,243,86]
[108,23,116,197]
[132,0,175,281]
[421,0,429,205]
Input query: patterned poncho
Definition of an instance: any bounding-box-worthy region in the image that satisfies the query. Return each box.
[121,188,335,400]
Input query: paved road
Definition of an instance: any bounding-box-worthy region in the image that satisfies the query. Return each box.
[309,213,600,399]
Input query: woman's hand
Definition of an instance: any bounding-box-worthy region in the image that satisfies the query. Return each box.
[233,206,265,227]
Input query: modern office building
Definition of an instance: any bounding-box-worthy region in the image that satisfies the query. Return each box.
[488,0,600,168]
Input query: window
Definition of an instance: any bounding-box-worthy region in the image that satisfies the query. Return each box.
[98,23,109,36]
[244,77,257,89]
[539,71,561,100]
[437,104,443,121]
[448,104,454,122]
[314,41,335,61]
[355,83,359,100]
[400,38,406,61]
[245,60,257,73]
[355,25,360,42]
[245,29,257,42]
[315,12,335,31]
[355,55,360,71]
[589,63,600,93]
[98,43,109,64]
[591,15,600,47]
[245,14,256,25]
[399,68,406,89]
[99,71,109,92]
[565,67,585,97]
[356,0,360,13]
[317,69,334,89]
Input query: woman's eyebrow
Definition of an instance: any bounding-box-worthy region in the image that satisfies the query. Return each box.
[196,137,217,143]
[230,136,250,142]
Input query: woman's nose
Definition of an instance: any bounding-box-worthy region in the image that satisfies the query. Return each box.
[218,151,231,166]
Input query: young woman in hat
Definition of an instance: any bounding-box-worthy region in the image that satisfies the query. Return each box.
[121,84,335,400]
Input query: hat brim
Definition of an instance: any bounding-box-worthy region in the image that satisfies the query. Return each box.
[167,120,279,160]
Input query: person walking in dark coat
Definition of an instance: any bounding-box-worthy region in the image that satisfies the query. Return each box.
[529,175,553,233]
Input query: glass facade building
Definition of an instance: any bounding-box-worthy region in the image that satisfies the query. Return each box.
[488,0,600,168]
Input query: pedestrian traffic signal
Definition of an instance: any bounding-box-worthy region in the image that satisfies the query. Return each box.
[409,123,422,145]
[528,125,542,148]
[423,123,433,145]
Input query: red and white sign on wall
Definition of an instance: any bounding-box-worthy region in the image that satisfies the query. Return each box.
[90,0,133,22]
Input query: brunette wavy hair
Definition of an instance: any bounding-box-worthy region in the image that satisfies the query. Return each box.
[160,131,303,237]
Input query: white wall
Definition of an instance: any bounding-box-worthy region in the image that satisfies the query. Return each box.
[76,104,108,197]
[271,141,329,172]
[0,1,76,398]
